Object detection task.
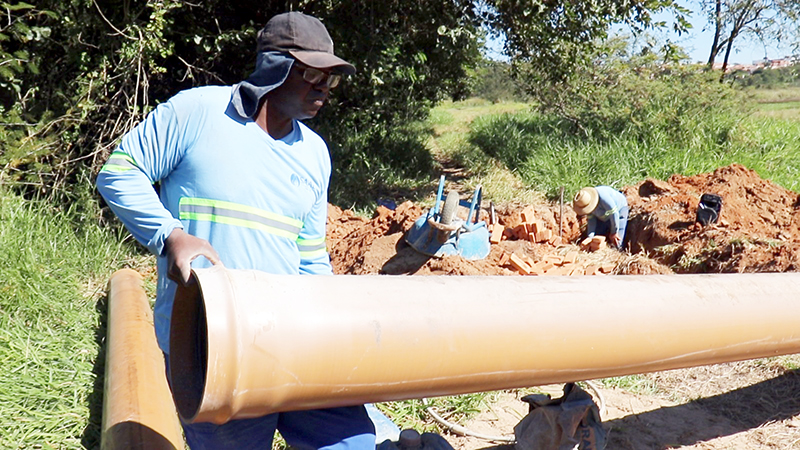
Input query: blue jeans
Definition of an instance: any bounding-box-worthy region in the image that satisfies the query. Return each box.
[181,406,376,450]
[593,207,628,249]
[165,355,376,449]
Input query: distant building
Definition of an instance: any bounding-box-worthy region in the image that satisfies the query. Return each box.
[710,55,797,73]
[769,58,793,68]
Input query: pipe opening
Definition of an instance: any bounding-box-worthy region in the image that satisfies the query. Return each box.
[169,280,208,422]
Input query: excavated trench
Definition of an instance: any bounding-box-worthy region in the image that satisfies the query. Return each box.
[327,164,800,277]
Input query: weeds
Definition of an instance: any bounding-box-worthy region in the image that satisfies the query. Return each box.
[466,105,800,200]
[598,375,658,395]
[0,187,132,449]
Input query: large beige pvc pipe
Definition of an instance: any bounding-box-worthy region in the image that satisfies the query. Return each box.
[102,269,183,450]
[170,266,800,424]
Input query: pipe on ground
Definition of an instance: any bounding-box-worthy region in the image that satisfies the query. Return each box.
[170,266,800,425]
[101,269,183,450]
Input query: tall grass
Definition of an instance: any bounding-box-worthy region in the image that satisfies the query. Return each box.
[466,109,800,198]
[0,185,133,449]
[426,100,544,205]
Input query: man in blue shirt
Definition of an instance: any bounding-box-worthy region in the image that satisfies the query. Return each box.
[572,186,629,249]
[97,11,378,449]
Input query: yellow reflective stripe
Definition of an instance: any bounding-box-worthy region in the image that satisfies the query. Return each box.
[297,237,327,258]
[101,151,139,173]
[603,206,619,218]
[100,165,134,173]
[179,197,303,240]
[299,248,328,259]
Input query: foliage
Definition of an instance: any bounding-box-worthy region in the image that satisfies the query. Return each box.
[699,0,800,72]
[729,64,800,88]
[465,38,769,199]
[527,36,749,143]
[471,59,530,103]
[0,2,54,105]
[481,0,691,85]
[466,92,800,200]
[0,0,484,209]
[0,0,698,208]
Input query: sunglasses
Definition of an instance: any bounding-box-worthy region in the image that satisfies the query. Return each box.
[296,65,342,89]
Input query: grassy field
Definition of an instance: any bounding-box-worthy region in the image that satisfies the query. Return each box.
[425,91,800,203]
[0,188,141,449]
[2,86,800,448]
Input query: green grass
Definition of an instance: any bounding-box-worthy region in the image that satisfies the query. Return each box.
[597,375,658,395]
[746,86,800,104]
[0,187,133,449]
[426,101,544,205]
[461,106,800,199]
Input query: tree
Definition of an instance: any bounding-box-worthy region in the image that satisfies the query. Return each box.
[0,0,689,207]
[480,0,690,84]
[0,0,483,206]
[702,0,800,74]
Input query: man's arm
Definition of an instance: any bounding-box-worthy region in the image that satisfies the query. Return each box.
[297,181,333,275]
[96,98,220,284]
[164,228,221,284]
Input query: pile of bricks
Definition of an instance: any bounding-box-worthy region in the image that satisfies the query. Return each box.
[580,235,607,252]
[486,206,615,276]
[489,207,563,246]
[498,249,615,276]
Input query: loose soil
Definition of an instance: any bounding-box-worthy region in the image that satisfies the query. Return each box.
[326,164,800,449]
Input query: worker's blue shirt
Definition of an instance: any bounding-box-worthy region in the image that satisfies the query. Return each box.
[586,185,628,238]
[97,86,332,353]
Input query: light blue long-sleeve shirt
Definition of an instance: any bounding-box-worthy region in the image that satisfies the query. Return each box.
[586,185,628,239]
[96,85,332,352]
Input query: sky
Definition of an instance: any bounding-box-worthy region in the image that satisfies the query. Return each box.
[647,0,796,65]
[483,0,797,65]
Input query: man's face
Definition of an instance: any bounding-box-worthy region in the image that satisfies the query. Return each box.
[266,62,338,121]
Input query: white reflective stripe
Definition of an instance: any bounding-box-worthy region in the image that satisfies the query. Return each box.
[101,152,139,172]
[179,197,302,240]
[297,237,327,258]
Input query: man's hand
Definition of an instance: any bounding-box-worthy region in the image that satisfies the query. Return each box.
[609,233,621,249]
[164,228,222,285]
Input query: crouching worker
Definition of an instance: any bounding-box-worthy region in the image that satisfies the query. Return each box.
[572,186,628,249]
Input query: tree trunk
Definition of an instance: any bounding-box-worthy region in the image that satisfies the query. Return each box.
[720,31,736,81]
[707,0,723,68]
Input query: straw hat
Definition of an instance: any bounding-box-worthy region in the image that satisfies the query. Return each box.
[572,187,599,215]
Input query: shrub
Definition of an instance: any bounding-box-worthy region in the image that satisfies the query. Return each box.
[529,36,751,145]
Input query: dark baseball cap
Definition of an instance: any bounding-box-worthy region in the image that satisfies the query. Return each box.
[257,12,355,75]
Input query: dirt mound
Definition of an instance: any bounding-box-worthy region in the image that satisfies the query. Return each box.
[624,163,800,273]
[328,164,800,276]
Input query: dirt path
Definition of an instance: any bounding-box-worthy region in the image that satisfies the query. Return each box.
[439,359,800,449]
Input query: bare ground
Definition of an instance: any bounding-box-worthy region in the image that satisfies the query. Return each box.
[326,164,800,449]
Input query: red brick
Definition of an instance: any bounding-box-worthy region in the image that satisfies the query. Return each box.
[513,224,527,240]
[544,254,564,265]
[537,229,552,243]
[564,251,579,264]
[509,253,532,275]
[490,224,504,244]
[498,251,510,266]
[521,206,536,223]
[599,262,616,274]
